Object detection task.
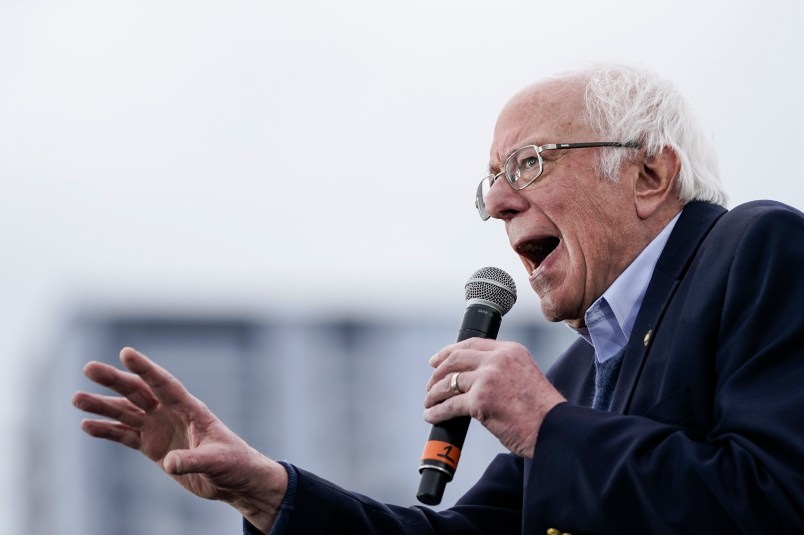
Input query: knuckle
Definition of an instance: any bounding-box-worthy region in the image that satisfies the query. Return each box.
[482,366,504,388]
[464,337,482,348]
[473,384,494,407]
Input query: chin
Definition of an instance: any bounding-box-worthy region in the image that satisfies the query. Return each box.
[538,300,565,323]
[539,293,584,326]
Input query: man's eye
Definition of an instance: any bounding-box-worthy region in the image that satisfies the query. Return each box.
[520,156,539,170]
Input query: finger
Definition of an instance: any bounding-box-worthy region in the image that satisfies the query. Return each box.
[80,419,142,450]
[425,345,489,391]
[425,358,463,392]
[83,361,159,412]
[428,342,463,370]
[424,371,473,408]
[119,347,193,408]
[423,393,470,425]
[72,391,148,428]
[428,338,499,368]
[425,349,463,391]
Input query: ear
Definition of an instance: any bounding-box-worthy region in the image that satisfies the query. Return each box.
[633,147,681,219]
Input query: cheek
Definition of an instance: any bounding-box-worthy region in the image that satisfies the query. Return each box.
[551,188,614,264]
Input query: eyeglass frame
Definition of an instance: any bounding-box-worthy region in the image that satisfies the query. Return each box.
[475,141,642,220]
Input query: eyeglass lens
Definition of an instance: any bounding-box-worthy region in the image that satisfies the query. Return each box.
[476,146,543,218]
[507,146,543,188]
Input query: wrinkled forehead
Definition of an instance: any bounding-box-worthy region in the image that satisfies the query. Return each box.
[489,78,589,171]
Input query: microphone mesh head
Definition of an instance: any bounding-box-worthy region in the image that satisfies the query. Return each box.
[464,267,517,315]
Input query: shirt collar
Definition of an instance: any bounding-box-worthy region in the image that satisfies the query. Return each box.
[576,211,681,362]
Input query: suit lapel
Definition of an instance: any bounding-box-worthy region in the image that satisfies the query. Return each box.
[607,202,727,414]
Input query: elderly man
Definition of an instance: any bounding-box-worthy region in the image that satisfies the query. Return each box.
[73,64,804,534]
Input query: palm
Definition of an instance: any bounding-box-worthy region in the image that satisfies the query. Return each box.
[138,403,215,498]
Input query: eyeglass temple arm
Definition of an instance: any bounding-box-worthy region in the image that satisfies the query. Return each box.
[542,141,642,150]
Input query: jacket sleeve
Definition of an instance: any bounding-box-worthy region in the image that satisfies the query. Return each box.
[257,453,523,535]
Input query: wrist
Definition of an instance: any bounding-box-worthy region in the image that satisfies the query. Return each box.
[228,454,289,533]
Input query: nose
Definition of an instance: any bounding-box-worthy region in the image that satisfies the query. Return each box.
[484,174,529,220]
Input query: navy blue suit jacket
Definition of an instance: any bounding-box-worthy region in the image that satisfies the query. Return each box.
[255,201,804,534]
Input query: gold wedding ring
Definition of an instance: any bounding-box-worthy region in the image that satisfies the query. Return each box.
[449,371,463,396]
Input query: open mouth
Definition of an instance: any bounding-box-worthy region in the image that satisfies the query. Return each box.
[516,237,560,270]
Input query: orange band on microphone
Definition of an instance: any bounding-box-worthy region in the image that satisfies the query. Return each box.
[421,440,462,470]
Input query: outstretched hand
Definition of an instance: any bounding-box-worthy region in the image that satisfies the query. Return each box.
[72,347,286,533]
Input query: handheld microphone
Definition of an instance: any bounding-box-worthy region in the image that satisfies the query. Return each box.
[416,266,517,505]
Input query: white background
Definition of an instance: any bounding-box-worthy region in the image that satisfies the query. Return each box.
[2,0,804,531]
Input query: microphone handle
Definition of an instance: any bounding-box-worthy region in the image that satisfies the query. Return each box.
[416,303,502,505]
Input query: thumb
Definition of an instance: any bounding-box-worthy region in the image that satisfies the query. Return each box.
[163,449,213,476]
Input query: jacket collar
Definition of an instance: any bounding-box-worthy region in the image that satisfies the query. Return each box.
[607,201,727,414]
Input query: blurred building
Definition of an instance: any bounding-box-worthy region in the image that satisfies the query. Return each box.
[25,306,573,535]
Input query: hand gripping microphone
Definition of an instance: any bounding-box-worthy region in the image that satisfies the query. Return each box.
[416,266,517,505]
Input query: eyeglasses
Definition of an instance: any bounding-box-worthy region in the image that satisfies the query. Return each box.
[475,141,641,220]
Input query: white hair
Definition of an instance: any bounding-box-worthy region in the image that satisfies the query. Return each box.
[569,63,728,207]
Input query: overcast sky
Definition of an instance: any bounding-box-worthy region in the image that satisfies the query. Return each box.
[2,0,803,529]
